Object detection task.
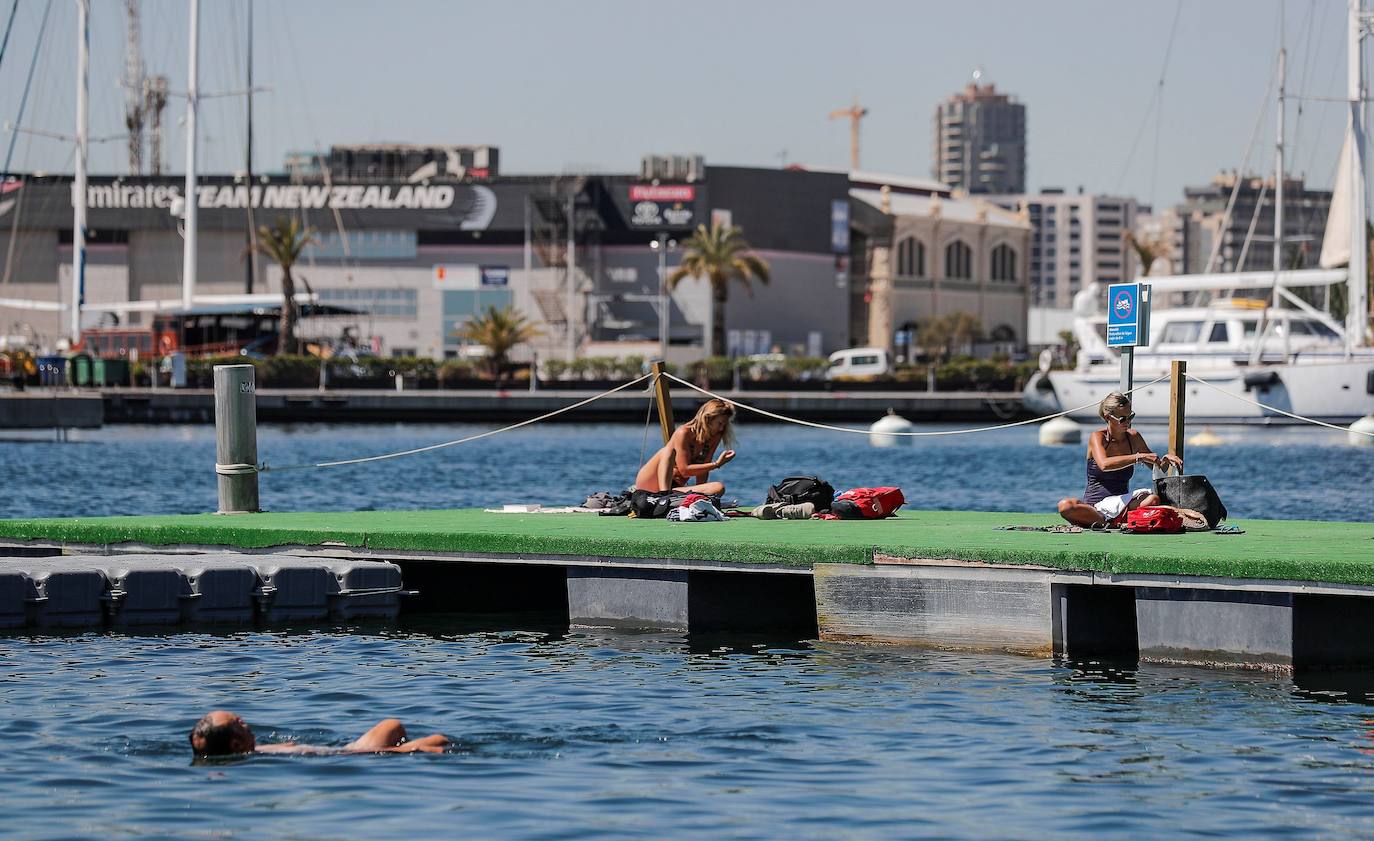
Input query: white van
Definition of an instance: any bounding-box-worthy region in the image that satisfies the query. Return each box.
[826,347,892,379]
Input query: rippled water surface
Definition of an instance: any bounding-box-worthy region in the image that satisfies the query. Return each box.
[5,624,1374,839]
[2,420,1371,519]
[2,422,1373,837]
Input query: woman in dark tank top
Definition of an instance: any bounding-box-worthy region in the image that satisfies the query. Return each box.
[1056,392,1183,527]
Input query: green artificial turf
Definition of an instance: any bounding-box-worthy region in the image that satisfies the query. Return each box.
[0,508,1372,585]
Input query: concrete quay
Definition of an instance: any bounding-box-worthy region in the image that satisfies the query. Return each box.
[0,392,103,429]
[97,386,1025,424]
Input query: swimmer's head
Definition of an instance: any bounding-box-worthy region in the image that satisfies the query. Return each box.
[189,710,255,756]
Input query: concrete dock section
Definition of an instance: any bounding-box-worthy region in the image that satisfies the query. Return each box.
[1,508,1372,670]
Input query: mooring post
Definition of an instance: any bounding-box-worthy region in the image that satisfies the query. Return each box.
[213,364,260,514]
[650,359,673,444]
[1168,359,1186,463]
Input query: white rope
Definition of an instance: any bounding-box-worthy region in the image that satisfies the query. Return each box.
[262,373,654,472]
[1185,372,1374,438]
[661,372,1171,437]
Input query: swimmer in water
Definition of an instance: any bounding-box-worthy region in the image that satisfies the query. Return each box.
[189,710,449,757]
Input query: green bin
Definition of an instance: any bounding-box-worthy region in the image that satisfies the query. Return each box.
[93,358,130,387]
[67,353,94,387]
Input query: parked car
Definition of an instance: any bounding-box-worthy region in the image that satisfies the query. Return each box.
[826,347,892,379]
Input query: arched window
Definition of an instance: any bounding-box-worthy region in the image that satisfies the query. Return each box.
[945,240,972,279]
[990,244,1017,282]
[895,237,927,277]
[990,324,1016,343]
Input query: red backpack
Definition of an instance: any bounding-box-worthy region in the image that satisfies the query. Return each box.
[1125,506,1184,534]
[823,487,906,520]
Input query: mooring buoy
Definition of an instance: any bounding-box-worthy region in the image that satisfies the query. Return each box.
[1038,416,1081,446]
[869,409,914,447]
[1350,413,1374,447]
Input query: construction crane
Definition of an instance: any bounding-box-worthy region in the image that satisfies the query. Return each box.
[123,0,145,174]
[828,97,868,171]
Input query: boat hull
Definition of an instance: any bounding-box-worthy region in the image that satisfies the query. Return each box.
[1025,357,1374,424]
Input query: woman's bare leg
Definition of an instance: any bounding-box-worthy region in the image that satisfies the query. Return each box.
[676,480,725,496]
[1058,497,1104,527]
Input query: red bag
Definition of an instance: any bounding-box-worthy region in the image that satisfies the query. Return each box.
[825,487,905,520]
[1125,506,1184,534]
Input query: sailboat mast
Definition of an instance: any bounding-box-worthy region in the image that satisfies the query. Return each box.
[181,0,199,312]
[71,0,89,346]
[1349,0,1370,351]
[1274,48,1285,290]
[244,0,257,295]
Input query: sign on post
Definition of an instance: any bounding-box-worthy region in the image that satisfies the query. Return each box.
[1106,282,1151,347]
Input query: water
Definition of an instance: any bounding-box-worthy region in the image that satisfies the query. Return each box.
[4,624,1374,838]
[1,420,1371,520]
[2,422,1373,837]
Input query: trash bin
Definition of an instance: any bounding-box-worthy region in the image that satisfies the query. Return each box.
[67,353,94,387]
[36,355,67,387]
[93,358,130,387]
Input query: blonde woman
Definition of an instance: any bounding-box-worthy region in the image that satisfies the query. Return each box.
[633,398,737,495]
[1056,392,1183,528]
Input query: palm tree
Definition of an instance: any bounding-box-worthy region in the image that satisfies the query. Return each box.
[667,221,771,357]
[455,305,542,380]
[1124,231,1169,278]
[247,217,317,355]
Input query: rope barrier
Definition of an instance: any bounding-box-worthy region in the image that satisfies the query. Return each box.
[1184,372,1374,438]
[260,373,654,473]
[661,372,1171,437]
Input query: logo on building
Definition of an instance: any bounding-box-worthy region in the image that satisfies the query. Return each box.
[630,184,695,202]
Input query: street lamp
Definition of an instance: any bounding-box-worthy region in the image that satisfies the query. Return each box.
[650,233,677,362]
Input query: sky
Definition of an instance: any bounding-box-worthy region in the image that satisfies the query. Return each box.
[0,0,1360,211]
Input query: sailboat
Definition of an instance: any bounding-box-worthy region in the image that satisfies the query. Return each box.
[1024,0,1374,425]
[0,0,314,356]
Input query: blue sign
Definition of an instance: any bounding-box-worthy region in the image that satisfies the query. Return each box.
[1106,282,1150,347]
[479,265,509,287]
[831,200,850,254]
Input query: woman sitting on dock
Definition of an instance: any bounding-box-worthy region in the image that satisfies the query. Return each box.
[633,398,737,496]
[1056,392,1182,528]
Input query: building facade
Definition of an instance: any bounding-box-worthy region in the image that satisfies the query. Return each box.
[848,173,1031,360]
[987,189,1139,307]
[0,165,851,362]
[932,82,1026,195]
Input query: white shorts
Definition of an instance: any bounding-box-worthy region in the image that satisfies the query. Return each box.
[1092,488,1151,522]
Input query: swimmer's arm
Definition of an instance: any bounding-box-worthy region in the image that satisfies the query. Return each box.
[379,734,450,754]
[255,742,336,755]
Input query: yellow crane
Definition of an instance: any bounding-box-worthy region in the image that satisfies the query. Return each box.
[828,97,869,171]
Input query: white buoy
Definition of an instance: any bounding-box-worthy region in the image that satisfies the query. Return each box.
[1188,426,1224,447]
[869,409,915,447]
[1350,413,1374,447]
[1039,416,1082,446]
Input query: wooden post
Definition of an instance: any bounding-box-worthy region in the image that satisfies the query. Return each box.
[1168,359,1186,462]
[214,364,260,514]
[650,359,673,445]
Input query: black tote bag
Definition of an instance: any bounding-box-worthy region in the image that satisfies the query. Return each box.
[1154,472,1228,529]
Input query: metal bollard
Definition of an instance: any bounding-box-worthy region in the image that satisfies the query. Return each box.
[213,364,260,514]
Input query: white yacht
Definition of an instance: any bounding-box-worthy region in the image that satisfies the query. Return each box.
[1024,272,1374,423]
[1025,0,1374,425]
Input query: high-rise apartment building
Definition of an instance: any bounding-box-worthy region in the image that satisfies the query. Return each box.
[988,189,1138,307]
[932,81,1026,195]
[1167,172,1330,275]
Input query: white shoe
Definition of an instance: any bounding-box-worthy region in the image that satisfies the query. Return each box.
[777,502,815,520]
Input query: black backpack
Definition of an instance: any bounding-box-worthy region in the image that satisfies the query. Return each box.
[766,475,836,512]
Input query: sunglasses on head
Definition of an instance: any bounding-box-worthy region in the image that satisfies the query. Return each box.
[1109,412,1136,423]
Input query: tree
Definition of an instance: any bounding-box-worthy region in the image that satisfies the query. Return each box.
[455,305,542,380]
[1124,230,1170,278]
[917,312,983,391]
[667,221,771,357]
[247,217,317,355]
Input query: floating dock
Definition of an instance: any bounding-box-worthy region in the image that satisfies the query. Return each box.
[2,509,1373,671]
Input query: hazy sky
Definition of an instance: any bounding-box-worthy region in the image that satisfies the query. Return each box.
[0,0,1359,210]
